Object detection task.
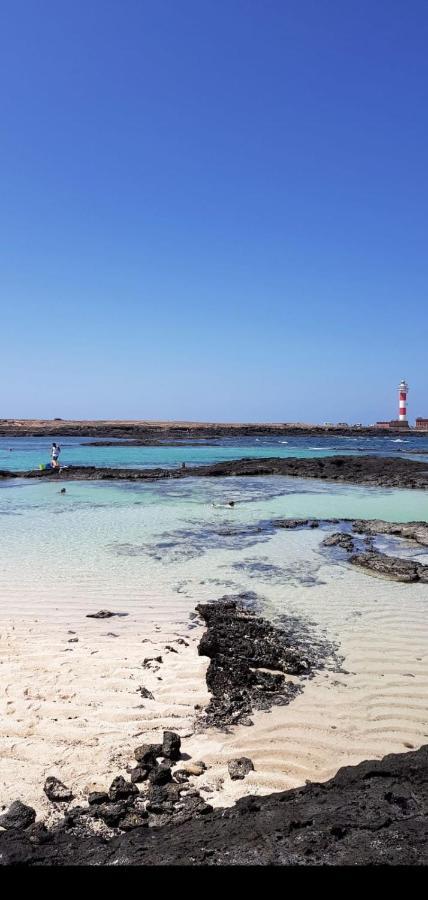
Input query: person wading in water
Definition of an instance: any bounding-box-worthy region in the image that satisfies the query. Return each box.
[51,443,61,468]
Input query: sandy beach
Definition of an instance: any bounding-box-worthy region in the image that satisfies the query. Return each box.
[2,556,428,824]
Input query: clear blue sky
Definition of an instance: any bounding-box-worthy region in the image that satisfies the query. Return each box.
[1,0,427,423]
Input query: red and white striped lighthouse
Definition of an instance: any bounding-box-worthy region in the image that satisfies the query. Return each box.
[398,379,409,423]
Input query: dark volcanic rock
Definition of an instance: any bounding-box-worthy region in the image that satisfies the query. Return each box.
[44,777,74,803]
[3,454,428,491]
[148,763,172,786]
[138,686,154,699]
[108,776,139,802]
[134,743,162,765]
[2,745,428,864]
[87,791,109,805]
[350,551,427,582]
[0,801,36,831]
[228,758,255,780]
[162,730,181,761]
[64,805,91,825]
[92,802,129,827]
[352,519,428,546]
[86,610,127,619]
[321,532,355,551]
[274,519,310,529]
[130,766,150,784]
[27,823,51,845]
[195,599,329,728]
[119,812,148,831]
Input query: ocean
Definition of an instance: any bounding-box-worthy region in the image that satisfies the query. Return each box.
[1,431,428,472]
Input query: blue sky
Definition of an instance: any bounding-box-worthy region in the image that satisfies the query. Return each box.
[1,0,427,423]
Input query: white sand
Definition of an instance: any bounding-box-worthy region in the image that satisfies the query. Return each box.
[1,565,428,822]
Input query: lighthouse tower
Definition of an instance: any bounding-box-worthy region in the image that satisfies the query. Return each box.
[398,380,409,424]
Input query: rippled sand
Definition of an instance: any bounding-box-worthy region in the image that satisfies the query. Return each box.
[1,477,428,821]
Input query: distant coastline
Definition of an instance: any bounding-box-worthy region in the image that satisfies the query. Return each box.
[0,418,426,439]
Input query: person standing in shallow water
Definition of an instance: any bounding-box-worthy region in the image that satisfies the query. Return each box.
[51,443,61,468]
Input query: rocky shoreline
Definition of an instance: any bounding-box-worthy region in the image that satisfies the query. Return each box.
[1,743,428,865]
[2,583,427,866]
[2,454,428,489]
[271,516,428,583]
[0,596,339,864]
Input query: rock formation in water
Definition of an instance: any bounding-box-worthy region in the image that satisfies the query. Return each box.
[1,455,428,489]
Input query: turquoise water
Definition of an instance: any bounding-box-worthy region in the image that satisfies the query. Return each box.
[2,433,428,472]
[1,474,427,624]
[2,433,427,624]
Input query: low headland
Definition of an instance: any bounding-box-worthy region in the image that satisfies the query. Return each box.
[1,417,427,438]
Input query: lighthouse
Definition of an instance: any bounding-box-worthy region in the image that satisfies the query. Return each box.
[398,380,409,424]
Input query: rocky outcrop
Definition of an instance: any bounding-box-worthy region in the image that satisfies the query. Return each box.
[350,551,428,583]
[2,745,428,864]
[352,520,428,546]
[195,597,336,729]
[321,532,355,551]
[274,518,318,529]
[2,455,428,490]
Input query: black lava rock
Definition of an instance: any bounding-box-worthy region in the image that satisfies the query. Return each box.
[134,743,162,765]
[108,777,139,802]
[162,731,181,761]
[148,763,172,786]
[350,551,424,582]
[119,812,148,831]
[93,802,129,827]
[228,758,255,780]
[88,791,109,806]
[2,744,428,863]
[0,801,36,831]
[130,766,150,784]
[321,532,354,551]
[195,599,328,728]
[27,823,52,844]
[44,777,74,803]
